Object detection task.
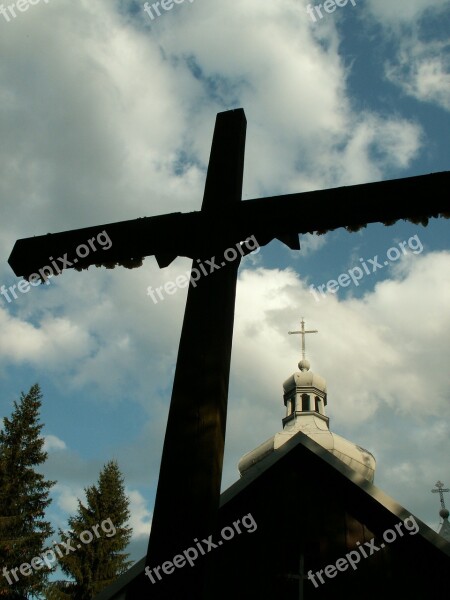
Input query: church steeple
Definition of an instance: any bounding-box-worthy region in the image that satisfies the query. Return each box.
[283,318,327,425]
[238,317,376,482]
[432,481,450,542]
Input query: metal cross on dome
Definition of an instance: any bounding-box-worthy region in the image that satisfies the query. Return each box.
[432,481,450,511]
[288,318,318,362]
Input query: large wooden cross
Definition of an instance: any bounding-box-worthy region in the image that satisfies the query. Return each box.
[8,109,450,598]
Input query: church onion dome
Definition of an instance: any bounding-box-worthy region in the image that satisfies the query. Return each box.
[238,318,376,482]
[283,368,327,396]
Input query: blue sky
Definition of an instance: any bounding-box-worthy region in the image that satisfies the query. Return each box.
[1,0,450,577]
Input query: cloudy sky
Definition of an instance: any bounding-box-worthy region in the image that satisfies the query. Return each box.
[1,0,450,573]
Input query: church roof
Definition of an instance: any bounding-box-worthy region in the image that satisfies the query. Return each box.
[94,320,448,598]
[95,432,450,600]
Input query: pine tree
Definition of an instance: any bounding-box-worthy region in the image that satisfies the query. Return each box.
[46,460,133,600]
[0,383,56,599]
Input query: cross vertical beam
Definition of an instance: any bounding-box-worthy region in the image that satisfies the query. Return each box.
[126,109,247,598]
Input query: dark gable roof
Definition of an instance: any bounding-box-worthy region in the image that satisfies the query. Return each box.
[95,431,450,599]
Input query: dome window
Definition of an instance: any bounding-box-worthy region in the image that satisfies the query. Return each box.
[301,393,309,411]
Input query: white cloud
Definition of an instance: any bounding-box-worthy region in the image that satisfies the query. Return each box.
[386,40,450,112]
[127,489,152,540]
[291,233,327,258]
[54,483,85,515]
[366,0,449,25]
[363,0,450,113]
[44,434,67,452]
[0,310,92,367]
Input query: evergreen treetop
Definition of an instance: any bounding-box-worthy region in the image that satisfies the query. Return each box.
[0,383,55,599]
[47,460,133,600]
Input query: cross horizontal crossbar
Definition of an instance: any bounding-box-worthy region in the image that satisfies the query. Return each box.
[8,171,450,281]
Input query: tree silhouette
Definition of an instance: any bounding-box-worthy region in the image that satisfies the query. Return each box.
[46,460,132,600]
[0,383,55,599]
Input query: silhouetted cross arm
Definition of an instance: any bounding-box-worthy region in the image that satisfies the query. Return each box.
[8,172,450,281]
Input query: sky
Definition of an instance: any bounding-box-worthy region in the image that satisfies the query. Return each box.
[1,0,450,578]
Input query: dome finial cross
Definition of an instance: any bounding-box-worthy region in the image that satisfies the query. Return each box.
[288,318,318,363]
